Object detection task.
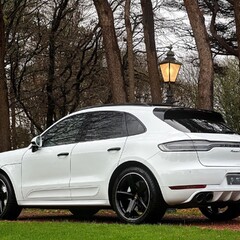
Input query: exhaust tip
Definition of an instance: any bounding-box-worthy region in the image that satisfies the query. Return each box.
[206,192,213,202]
[194,192,214,204]
[196,193,205,203]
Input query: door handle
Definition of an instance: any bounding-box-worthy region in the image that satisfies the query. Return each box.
[57,152,69,157]
[107,147,121,152]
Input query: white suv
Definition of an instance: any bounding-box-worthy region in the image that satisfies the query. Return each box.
[0,104,240,223]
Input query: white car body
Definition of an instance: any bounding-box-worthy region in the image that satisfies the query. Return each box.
[0,105,240,223]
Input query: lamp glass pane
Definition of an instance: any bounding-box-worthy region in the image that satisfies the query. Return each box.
[169,63,181,82]
[160,62,181,83]
[159,63,170,82]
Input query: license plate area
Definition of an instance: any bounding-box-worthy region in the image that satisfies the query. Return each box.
[227,174,240,185]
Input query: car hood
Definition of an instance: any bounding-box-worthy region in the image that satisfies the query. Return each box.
[0,147,29,167]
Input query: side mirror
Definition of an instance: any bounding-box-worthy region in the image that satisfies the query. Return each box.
[31,136,43,152]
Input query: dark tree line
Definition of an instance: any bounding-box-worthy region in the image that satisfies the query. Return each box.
[0,0,240,151]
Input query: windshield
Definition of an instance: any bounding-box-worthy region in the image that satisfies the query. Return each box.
[153,108,236,134]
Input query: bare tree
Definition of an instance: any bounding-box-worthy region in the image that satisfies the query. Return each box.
[93,0,127,103]
[140,0,162,104]
[47,0,70,127]
[124,0,135,102]
[3,0,109,147]
[233,0,240,62]
[184,0,214,110]
[0,3,11,151]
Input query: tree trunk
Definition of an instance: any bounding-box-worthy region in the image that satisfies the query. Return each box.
[184,0,214,110]
[47,30,56,127]
[46,0,70,127]
[10,97,17,150]
[140,0,162,104]
[0,4,11,152]
[93,0,127,103]
[124,0,135,103]
[233,1,240,69]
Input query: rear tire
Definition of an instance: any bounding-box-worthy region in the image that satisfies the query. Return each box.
[199,204,240,221]
[111,167,166,224]
[0,174,22,220]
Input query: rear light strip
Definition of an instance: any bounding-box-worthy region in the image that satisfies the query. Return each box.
[159,140,240,152]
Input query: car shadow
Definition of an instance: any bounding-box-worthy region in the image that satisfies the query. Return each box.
[17,209,240,229]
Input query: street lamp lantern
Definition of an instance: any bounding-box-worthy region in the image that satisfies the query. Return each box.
[159,45,182,104]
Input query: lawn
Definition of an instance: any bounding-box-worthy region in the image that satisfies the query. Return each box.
[1,220,240,240]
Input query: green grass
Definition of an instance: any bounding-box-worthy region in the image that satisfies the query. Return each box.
[1,221,239,240]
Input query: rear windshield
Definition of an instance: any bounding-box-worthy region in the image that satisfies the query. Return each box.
[153,108,236,134]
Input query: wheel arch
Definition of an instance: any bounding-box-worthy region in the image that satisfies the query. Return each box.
[0,167,21,202]
[0,169,12,183]
[108,161,163,207]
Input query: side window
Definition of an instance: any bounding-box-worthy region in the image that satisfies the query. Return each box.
[125,113,146,136]
[83,111,127,141]
[42,114,86,147]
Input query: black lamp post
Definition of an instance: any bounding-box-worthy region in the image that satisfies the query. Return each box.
[159,45,182,105]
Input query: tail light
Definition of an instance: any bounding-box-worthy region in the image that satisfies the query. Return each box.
[158,140,240,152]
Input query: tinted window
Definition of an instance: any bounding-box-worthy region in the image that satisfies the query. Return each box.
[125,113,146,136]
[83,111,127,141]
[42,114,86,147]
[154,108,235,134]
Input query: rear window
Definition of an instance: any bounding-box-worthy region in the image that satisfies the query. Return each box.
[125,113,146,136]
[153,108,235,134]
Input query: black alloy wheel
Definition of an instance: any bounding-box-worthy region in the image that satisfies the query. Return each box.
[199,204,240,221]
[111,167,166,224]
[0,174,22,220]
[0,178,8,215]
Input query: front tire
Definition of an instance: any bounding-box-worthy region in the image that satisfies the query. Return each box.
[0,174,22,220]
[69,207,99,219]
[111,167,166,224]
[199,204,240,221]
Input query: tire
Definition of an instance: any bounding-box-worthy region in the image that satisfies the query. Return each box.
[0,174,22,220]
[111,167,166,224]
[199,204,240,221]
[69,207,99,219]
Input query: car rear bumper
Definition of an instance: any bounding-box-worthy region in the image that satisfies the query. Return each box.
[161,186,240,207]
[147,152,240,207]
[160,171,240,207]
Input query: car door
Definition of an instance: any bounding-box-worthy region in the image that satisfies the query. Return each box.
[21,114,86,201]
[21,144,74,201]
[70,111,128,200]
